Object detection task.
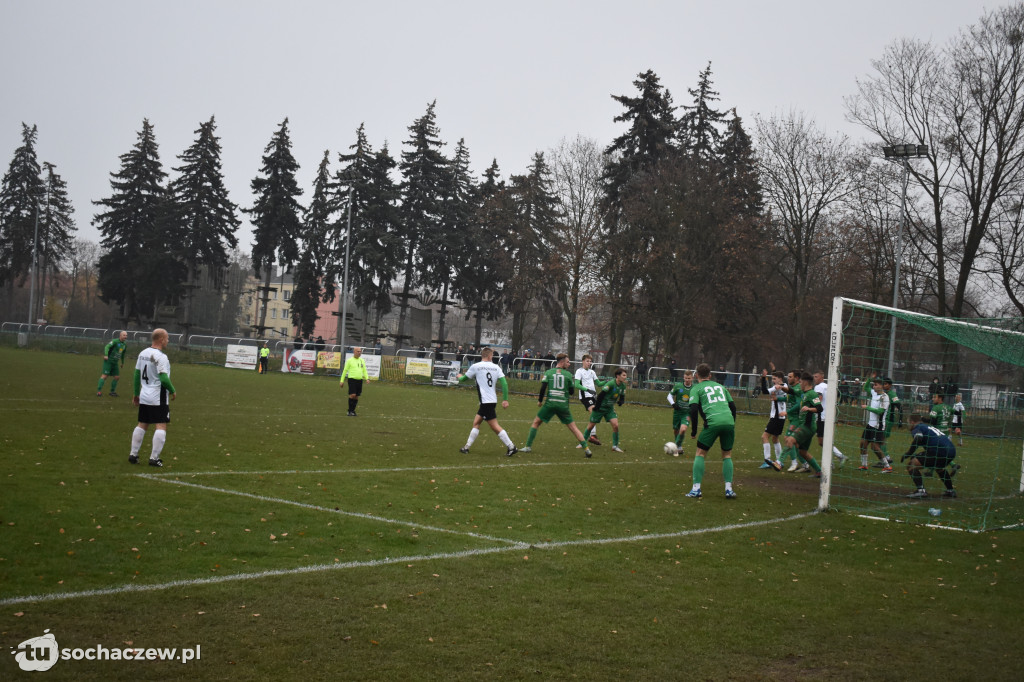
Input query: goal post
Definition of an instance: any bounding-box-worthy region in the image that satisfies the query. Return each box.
[821,297,1024,531]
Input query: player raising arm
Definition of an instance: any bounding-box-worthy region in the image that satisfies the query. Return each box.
[455,348,517,457]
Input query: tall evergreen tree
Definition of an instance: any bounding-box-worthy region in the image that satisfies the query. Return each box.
[396,102,448,346]
[94,119,182,324]
[719,109,763,219]
[170,116,240,332]
[34,162,77,322]
[424,137,475,347]
[248,118,304,338]
[600,70,678,362]
[457,159,506,347]
[0,123,44,293]
[291,150,334,338]
[678,62,726,164]
[501,152,563,352]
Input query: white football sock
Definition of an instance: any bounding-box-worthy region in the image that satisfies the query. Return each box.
[498,430,513,447]
[775,442,783,459]
[763,442,771,459]
[466,428,479,447]
[130,427,145,456]
[833,446,844,458]
[151,430,166,459]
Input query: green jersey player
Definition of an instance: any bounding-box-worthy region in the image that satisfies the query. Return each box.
[521,353,593,457]
[667,370,695,452]
[781,373,824,477]
[781,369,810,471]
[97,330,128,397]
[684,363,738,500]
[583,369,628,452]
[927,393,953,435]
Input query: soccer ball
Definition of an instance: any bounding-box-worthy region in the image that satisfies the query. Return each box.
[664,441,679,456]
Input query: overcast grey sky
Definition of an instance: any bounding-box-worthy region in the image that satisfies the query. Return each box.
[0,0,995,248]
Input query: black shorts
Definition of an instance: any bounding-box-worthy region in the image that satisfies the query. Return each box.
[477,403,498,421]
[861,426,885,443]
[816,420,825,438]
[138,403,171,425]
[347,379,363,396]
[764,417,785,436]
[580,396,596,411]
[915,449,956,469]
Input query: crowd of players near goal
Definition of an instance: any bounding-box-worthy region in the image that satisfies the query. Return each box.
[97,328,966,502]
[751,363,965,499]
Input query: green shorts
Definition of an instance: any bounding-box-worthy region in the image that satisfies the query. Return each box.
[537,403,574,425]
[696,423,735,452]
[672,410,689,431]
[792,426,815,451]
[102,359,121,376]
[590,406,618,424]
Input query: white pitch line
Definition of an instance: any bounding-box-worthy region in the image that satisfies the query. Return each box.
[141,459,678,477]
[0,511,818,606]
[134,473,520,546]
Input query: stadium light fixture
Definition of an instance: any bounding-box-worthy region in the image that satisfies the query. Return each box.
[882,143,929,379]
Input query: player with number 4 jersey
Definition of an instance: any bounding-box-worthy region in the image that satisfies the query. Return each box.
[129,328,176,468]
[456,348,517,456]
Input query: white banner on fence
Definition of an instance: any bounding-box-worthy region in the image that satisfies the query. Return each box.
[405,357,433,377]
[343,352,381,380]
[432,360,461,387]
[225,344,258,370]
[281,348,317,374]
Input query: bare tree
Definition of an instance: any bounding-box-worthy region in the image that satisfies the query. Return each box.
[548,135,605,358]
[755,111,854,359]
[846,4,1024,317]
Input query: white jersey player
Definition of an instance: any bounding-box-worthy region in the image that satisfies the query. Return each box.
[129,328,176,468]
[574,354,601,446]
[813,370,846,465]
[760,371,787,469]
[455,348,517,457]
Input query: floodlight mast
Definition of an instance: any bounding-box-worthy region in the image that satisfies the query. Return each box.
[882,144,929,380]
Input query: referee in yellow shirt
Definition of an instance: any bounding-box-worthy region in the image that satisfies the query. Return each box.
[340,347,369,416]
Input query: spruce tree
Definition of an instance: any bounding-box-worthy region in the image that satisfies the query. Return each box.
[457,159,506,347]
[719,109,763,219]
[248,118,304,337]
[35,162,77,322]
[502,152,563,351]
[94,119,181,324]
[396,102,448,346]
[0,123,44,292]
[290,150,334,339]
[679,62,726,165]
[350,141,402,323]
[423,138,475,347]
[170,116,240,332]
[600,70,678,362]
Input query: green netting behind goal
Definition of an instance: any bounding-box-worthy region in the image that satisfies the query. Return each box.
[820,298,1024,532]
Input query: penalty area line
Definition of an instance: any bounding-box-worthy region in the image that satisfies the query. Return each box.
[0,511,818,606]
[140,459,677,478]
[134,473,521,546]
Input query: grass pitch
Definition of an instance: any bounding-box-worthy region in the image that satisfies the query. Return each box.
[1,346,1023,680]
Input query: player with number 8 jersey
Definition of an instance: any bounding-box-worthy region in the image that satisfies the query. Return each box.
[455,348,517,456]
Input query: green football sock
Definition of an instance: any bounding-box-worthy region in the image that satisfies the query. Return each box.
[612,432,619,447]
[110,378,119,392]
[583,427,592,442]
[722,457,734,483]
[693,455,706,485]
[807,457,821,473]
[97,377,105,391]
[526,428,537,447]
[675,434,683,447]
